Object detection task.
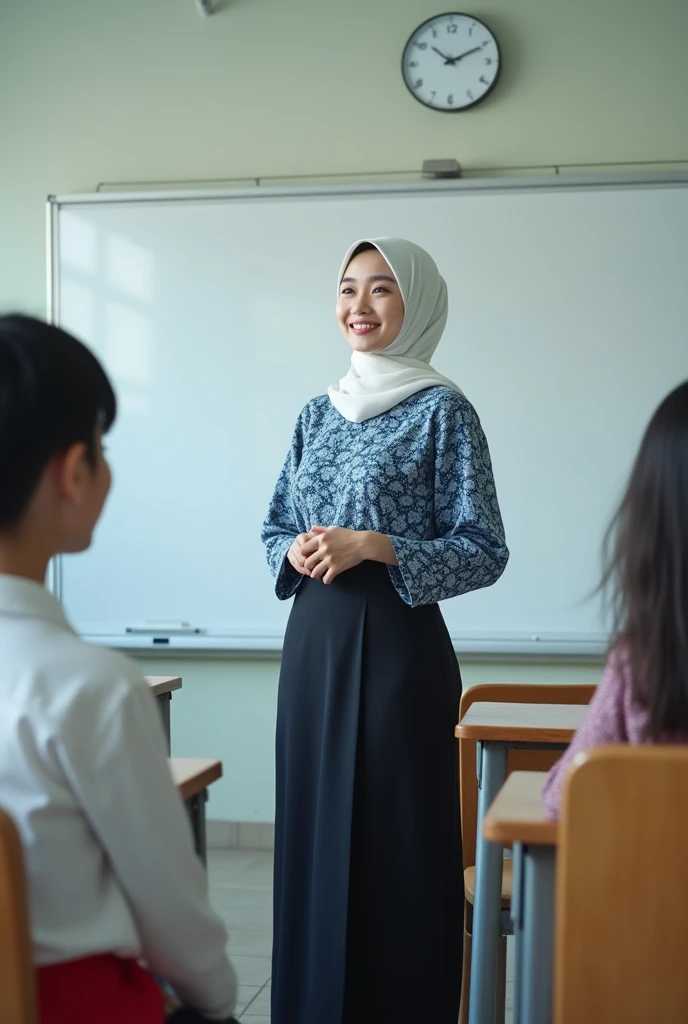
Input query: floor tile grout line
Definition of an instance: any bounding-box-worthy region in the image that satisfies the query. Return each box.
[239,977,271,1017]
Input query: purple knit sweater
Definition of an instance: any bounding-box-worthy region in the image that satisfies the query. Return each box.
[542,646,688,820]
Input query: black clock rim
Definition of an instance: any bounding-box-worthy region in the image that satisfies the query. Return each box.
[400,11,502,113]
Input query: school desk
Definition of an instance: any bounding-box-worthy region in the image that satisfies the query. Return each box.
[170,757,222,867]
[484,771,557,1024]
[146,676,182,753]
[456,704,584,1024]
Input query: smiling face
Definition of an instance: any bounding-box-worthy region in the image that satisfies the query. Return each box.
[336,247,405,353]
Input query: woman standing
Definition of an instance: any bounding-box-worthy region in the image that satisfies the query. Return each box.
[262,238,508,1024]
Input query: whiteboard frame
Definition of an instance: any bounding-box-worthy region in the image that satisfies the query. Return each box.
[76,631,608,658]
[46,171,688,658]
[49,170,688,209]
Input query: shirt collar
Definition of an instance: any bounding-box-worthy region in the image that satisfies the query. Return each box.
[0,575,73,633]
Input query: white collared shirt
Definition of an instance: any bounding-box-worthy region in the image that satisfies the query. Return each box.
[0,575,236,1020]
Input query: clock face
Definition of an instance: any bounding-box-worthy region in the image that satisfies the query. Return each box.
[402,13,500,112]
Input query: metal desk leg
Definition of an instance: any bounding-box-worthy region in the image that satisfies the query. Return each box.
[468,741,509,1024]
[514,845,557,1024]
[511,843,525,1024]
[185,789,208,867]
[156,692,172,754]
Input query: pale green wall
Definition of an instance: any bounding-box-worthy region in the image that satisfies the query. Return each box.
[2,0,687,821]
[144,655,601,821]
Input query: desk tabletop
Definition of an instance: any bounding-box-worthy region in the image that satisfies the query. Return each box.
[456,702,585,744]
[146,676,183,697]
[169,757,222,800]
[483,771,558,846]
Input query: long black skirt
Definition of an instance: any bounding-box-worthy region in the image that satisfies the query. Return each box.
[272,562,463,1024]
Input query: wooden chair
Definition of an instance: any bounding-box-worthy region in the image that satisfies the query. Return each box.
[0,808,36,1023]
[554,745,688,1024]
[458,682,595,1024]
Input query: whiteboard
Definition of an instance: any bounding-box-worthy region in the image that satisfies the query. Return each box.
[48,175,688,656]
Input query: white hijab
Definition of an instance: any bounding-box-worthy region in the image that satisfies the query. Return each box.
[328,237,463,423]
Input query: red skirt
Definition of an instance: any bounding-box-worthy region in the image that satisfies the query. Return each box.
[36,954,165,1024]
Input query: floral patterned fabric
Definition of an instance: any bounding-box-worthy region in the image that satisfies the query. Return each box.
[262,387,509,608]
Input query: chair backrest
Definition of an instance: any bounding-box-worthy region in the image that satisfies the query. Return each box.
[0,807,36,1023]
[459,683,595,870]
[554,745,688,1024]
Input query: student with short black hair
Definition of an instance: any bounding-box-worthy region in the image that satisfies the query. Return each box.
[0,314,238,1024]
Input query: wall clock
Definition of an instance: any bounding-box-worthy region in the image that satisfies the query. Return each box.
[402,13,501,111]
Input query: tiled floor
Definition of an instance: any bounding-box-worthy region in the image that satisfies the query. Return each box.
[208,849,273,1021]
[208,848,514,1023]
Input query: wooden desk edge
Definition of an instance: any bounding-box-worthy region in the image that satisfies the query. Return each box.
[146,676,183,696]
[456,723,575,744]
[456,702,584,743]
[482,771,559,846]
[170,758,223,801]
[483,818,558,845]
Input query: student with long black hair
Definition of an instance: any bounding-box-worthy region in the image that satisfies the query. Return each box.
[544,380,688,818]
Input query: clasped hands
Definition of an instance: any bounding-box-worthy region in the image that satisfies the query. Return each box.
[287,526,365,586]
[287,527,398,585]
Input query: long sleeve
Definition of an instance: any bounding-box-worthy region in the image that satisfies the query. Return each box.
[261,409,308,601]
[388,396,509,607]
[542,650,627,820]
[57,672,237,1021]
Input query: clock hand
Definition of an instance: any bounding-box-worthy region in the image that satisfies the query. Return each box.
[432,46,458,64]
[453,45,483,62]
[431,44,485,66]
